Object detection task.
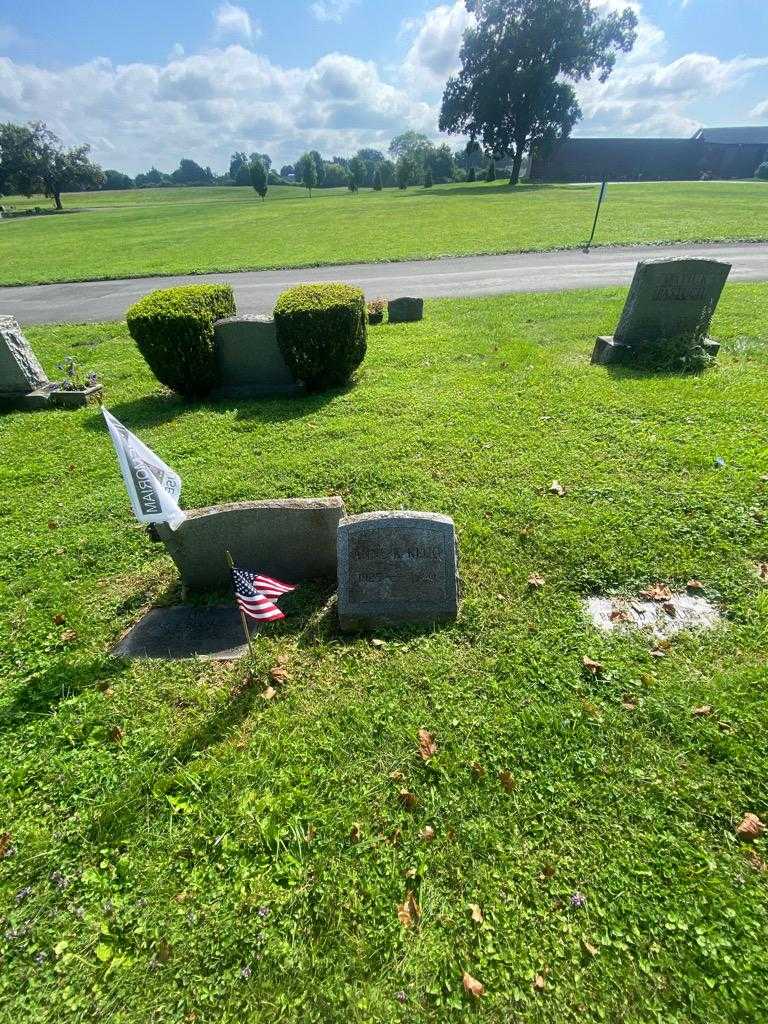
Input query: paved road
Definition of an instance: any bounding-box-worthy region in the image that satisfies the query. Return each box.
[3,241,767,324]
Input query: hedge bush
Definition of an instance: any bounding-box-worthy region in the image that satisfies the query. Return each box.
[274,283,367,391]
[126,284,235,398]
[756,162,768,182]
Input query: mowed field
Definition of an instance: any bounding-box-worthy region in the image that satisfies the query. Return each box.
[1,285,767,1022]
[0,179,766,286]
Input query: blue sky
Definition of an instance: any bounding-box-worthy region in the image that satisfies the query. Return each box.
[1,1,767,173]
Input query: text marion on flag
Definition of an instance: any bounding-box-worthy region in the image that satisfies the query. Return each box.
[232,568,297,622]
[102,407,185,531]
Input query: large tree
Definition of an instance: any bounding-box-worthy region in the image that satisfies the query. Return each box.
[0,121,104,208]
[249,158,268,200]
[439,0,637,185]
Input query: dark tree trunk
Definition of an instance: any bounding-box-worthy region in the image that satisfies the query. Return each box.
[53,192,62,210]
[509,148,524,186]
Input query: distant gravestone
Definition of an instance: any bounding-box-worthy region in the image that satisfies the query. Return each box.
[388,297,424,323]
[211,316,301,398]
[0,316,50,403]
[156,497,345,593]
[337,511,459,631]
[592,258,731,365]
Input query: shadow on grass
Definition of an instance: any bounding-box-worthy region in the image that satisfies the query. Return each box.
[85,385,349,431]
[409,182,556,200]
[0,656,131,738]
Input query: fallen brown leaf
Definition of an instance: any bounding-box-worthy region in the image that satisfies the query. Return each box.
[640,583,673,602]
[746,848,767,872]
[0,833,11,858]
[686,579,704,592]
[549,480,566,497]
[650,648,666,659]
[389,770,405,783]
[758,563,768,582]
[610,608,632,623]
[462,971,485,998]
[399,789,418,811]
[349,823,362,843]
[533,973,547,992]
[418,728,438,760]
[420,826,436,842]
[582,938,599,957]
[48,520,59,530]
[469,903,483,924]
[262,686,277,701]
[662,602,677,617]
[539,863,556,880]
[736,813,766,841]
[498,770,516,792]
[109,726,124,744]
[528,573,546,588]
[269,666,289,685]
[52,613,66,625]
[692,704,713,717]
[397,890,420,928]
[582,656,604,676]
[621,698,638,712]
[470,761,486,778]
[60,629,77,645]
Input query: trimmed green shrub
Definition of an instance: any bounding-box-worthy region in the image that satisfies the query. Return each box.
[126,284,235,398]
[274,283,367,392]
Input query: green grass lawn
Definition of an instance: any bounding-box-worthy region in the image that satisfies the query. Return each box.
[0,179,766,286]
[1,285,767,1022]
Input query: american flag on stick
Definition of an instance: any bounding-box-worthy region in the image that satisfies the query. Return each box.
[231,566,297,622]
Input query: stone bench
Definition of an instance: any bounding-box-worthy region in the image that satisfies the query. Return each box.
[211,316,301,398]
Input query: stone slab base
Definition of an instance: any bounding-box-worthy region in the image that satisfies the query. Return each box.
[592,335,721,365]
[0,383,103,410]
[112,605,258,660]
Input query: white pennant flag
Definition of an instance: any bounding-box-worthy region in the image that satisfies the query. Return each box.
[102,407,185,531]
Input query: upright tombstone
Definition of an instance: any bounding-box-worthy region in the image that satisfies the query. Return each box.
[592,258,731,365]
[211,315,301,398]
[0,316,52,408]
[337,511,459,631]
[0,315,102,409]
[388,297,424,323]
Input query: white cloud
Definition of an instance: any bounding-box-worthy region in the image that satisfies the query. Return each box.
[213,3,258,42]
[310,0,357,23]
[401,1,473,90]
[751,98,768,119]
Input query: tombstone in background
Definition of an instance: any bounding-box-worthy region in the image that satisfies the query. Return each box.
[0,315,102,409]
[388,297,424,323]
[211,315,301,398]
[337,511,459,631]
[592,258,731,365]
[155,496,345,593]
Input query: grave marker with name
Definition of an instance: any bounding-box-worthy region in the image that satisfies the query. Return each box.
[592,257,730,365]
[337,511,459,631]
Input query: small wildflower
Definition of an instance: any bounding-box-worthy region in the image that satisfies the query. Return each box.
[34,951,48,966]
[395,991,407,1004]
[570,891,587,909]
[240,964,252,980]
[257,906,270,919]
[15,886,32,904]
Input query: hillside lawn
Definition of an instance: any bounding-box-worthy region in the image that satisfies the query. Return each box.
[1,284,767,1022]
[0,179,766,286]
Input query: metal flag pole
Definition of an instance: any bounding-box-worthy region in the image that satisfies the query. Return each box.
[226,550,255,655]
[584,178,608,254]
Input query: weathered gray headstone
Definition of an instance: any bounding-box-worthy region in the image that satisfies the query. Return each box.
[0,315,49,398]
[388,297,424,323]
[337,511,459,631]
[211,316,301,398]
[156,496,345,593]
[112,605,257,660]
[592,258,730,365]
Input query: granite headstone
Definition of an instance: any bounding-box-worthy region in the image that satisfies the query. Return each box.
[0,315,51,403]
[592,258,730,365]
[155,496,345,593]
[337,511,459,631]
[211,315,301,398]
[388,297,424,323]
